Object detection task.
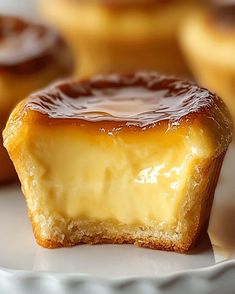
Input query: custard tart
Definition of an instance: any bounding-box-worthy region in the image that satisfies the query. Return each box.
[3,72,232,252]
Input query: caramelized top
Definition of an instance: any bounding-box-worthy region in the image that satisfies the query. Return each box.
[25,72,230,132]
[211,0,235,27]
[0,15,71,74]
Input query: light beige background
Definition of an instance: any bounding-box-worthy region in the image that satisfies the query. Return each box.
[0,0,36,16]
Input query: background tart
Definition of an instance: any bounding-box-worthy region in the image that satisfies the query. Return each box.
[38,0,201,78]
[180,1,235,127]
[0,15,73,183]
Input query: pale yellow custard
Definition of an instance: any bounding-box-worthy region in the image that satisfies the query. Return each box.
[15,123,210,225]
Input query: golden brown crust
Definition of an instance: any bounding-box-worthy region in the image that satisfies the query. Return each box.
[29,214,203,253]
[36,234,194,253]
[29,216,193,253]
[27,206,194,252]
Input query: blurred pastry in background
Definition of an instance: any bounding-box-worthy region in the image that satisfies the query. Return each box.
[0,15,73,184]
[39,0,199,78]
[180,0,235,125]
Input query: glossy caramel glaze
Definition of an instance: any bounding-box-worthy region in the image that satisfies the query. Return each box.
[24,72,232,133]
[211,1,235,27]
[0,15,72,74]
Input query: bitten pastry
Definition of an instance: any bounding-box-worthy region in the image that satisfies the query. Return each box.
[3,72,232,252]
[39,0,198,78]
[0,15,72,183]
[180,1,235,125]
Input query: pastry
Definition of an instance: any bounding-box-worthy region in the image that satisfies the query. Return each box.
[0,15,72,183]
[38,0,197,78]
[180,1,235,125]
[3,72,232,252]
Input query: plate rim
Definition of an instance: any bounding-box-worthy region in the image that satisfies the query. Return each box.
[1,258,235,281]
[1,260,235,293]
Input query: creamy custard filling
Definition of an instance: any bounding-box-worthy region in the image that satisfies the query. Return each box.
[18,123,213,226]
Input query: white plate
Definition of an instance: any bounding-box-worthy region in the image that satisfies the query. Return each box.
[0,145,235,294]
